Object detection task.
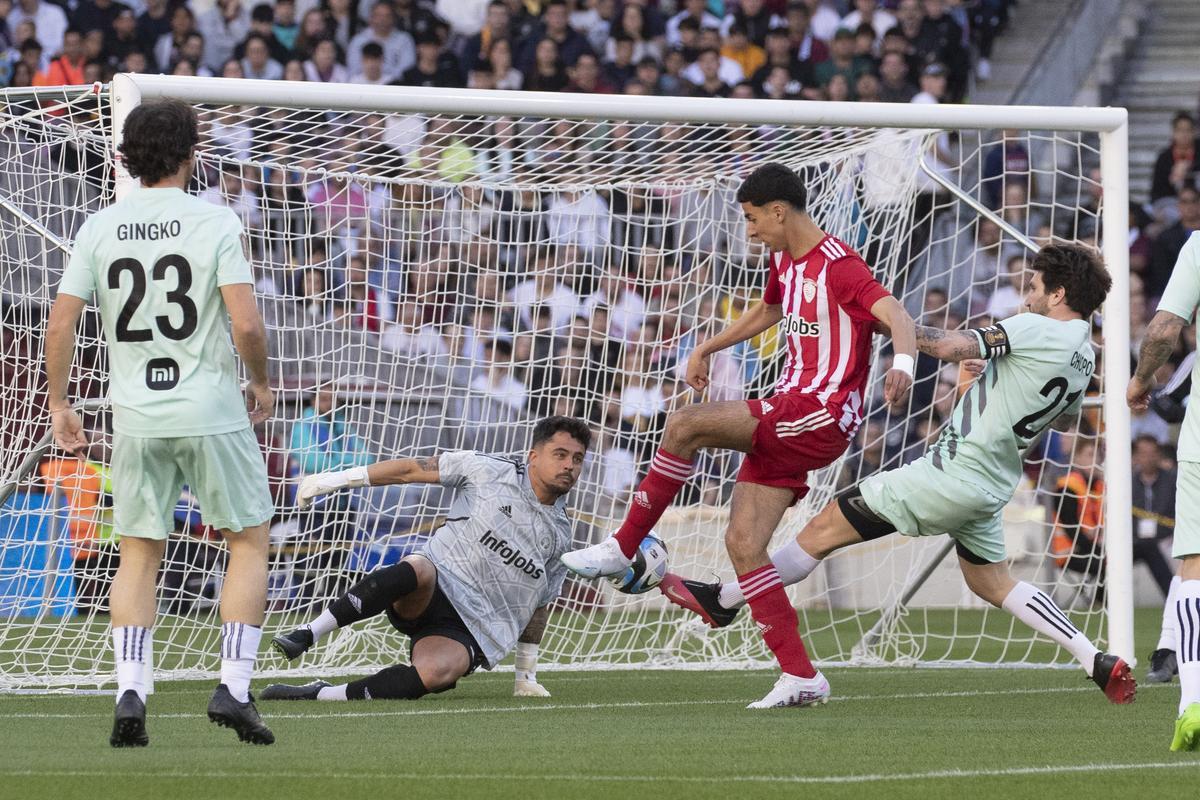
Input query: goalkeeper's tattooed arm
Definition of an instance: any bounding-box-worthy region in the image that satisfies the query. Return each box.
[513,607,552,698]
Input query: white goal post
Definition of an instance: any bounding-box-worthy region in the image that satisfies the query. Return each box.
[0,74,1130,688]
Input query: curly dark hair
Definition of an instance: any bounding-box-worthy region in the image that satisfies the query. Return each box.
[1031,242,1112,318]
[735,162,807,211]
[531,415,592,451]
[119,98,198,185]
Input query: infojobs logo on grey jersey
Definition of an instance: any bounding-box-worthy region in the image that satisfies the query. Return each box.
[480,530,545,579]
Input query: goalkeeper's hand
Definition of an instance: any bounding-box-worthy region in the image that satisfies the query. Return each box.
[297,466,370,509]
[513,678,551,697]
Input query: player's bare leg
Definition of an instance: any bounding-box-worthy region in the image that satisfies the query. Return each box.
[665,499,864,625]
[108,536,165,747]
[208,523,274,744]
[1171,555,1200,750]
[958,557,1136,706]
[271,554,435,660]
[563,401,758,578]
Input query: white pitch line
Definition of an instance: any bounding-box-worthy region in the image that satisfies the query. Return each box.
[0,761,1195,785]
[0,683,1165,720]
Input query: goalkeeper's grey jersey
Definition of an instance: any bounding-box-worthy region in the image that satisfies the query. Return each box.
[421,451,572,669]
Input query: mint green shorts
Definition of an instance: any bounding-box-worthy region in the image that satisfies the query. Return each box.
[110,427,274,539]
[859,456,1008,564]
[1173,462,1200,558]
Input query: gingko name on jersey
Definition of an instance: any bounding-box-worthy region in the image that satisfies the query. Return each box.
[116,220,182,240]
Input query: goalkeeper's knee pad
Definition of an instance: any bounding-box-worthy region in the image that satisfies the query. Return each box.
[347,664,428,701]
[330,561,419,625]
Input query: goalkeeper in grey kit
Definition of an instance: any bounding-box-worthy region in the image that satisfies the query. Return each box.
[262,416,591,701]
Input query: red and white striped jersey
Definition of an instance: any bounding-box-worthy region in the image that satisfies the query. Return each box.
[761,234,891,434]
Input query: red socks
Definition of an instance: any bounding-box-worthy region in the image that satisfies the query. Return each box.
[613,449,693,558]
[738,565,816,678]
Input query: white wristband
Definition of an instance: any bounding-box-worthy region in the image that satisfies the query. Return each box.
[891,353,915,378]
[343,466,371,488]
[514,642,538,683]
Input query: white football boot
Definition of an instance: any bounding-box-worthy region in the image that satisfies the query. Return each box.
[746,671,831,709]
[560,537,632,579]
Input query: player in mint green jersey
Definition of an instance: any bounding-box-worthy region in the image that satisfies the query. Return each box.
[664,243,1138,706]
[1128,229,1200,750]
[44,99,276,746]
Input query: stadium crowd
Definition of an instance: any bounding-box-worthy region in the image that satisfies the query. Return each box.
[2,0,1194,609]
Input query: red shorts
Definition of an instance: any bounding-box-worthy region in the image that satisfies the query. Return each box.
[737,392,851,503]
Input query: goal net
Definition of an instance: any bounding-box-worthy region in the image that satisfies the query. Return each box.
[0,76,1130,688]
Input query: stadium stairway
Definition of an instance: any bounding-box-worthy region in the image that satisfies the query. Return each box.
[969,0,1077,106]
[1112,0,1200,202]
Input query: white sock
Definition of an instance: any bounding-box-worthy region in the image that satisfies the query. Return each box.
[1002,582,1100,674]
[220,622,263,703]
[306,610,339,641]
[1176,579,1200,715]
[112,626,151,703]
[317,683,348,701]
[1158,575,1181,652]
[718,541,821,609]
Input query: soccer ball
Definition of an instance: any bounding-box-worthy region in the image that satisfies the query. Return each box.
[608,533,669,594]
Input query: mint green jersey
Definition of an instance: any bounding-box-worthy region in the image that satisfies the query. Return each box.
[1156,231,1200,462]
[57,187,255,438]
[925,312,1095,501]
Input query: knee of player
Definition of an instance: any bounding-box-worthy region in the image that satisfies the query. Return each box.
[662,407,701,451]
[417,661,464,692]
[723,527,766,564]
[403,555,435,587]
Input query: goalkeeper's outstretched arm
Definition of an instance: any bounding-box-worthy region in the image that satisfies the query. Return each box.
[513,606,552,698]
[297,455,441,508]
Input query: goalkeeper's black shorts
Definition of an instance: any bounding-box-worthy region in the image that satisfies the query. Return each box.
[385,579,486,675]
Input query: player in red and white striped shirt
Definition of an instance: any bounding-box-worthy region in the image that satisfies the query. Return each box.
[563,163,917,708]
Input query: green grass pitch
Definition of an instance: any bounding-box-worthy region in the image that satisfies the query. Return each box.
[1,608,1197,800]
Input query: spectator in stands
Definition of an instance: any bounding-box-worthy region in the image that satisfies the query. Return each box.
[915,0,968,102]
[289,384,371,605]
[461,0,510,75]
[877,50,916,102]
[297,266,334,327]
[841,0,895,49]
[391,0,442,41]
[292,8,329,61]
[469,337,527,419]
[340,252,391,332]
[302,37,345,83]
[324,0,358,52]
[135,0,168,64]
[784,2,829,64]
[666,0,720,48]
[985,254,1026,320]
[583,266,645,342]
[234,3,290,65]
[380,292,445,356]
[349,41,388,84]
[854,70,881,103]
[1150,111,1200,205]
[852,22,877,61]
[723,0,780,47]
[7,0,65,55]
[153,4,194,74]
[610,2,661,64]
[347,1,415,81]
[981,128,1033,210]
[687,46,731,97]
[814,28,872,96]
[721,21,765,80]
[1148,183,1200,301]
[1050,438,1105,594]
[751,26,818,99]
[601,32,636,91]
[524,36,568,92]
[72,0,125,41]
[1131,435,1177,598]
[272,0,298,52]
[518,0,591,74]
[105,9,143,68]
[564,50,612,93]
[480,36,522,90]
[238,32,282,80]
[32,25,81,86]
[508,247,581,333]
[397,30,461,87]
[196,0,249,74]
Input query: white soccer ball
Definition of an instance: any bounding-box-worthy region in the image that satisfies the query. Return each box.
[608,532,669,594]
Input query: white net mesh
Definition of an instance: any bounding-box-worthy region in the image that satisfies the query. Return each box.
[0,82,1113,688]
